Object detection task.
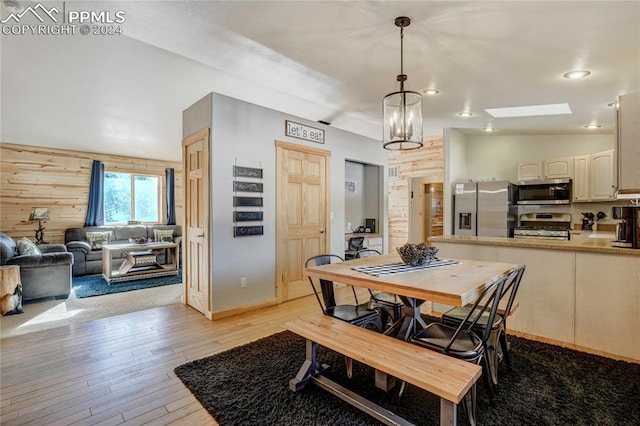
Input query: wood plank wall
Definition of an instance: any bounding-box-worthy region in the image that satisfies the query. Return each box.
[0,143,183,244]
[388,137,444,250]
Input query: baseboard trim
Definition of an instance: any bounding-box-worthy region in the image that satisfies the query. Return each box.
[508,329,640,365]
[210,298,278,320]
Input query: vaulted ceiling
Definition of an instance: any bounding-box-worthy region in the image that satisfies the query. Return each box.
[2,1,639,159]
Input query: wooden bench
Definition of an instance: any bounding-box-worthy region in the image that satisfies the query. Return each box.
[285,313,481,426]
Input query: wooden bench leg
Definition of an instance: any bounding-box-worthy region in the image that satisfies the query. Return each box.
[289,339,328,391]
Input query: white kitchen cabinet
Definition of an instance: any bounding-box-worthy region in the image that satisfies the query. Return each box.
[517,158,572,181]
[589,149,615,201]
[572,155,590,201]
[615,93,640,194]
[516,161,542,181]
[572,150,615,202]
[575,253,640,360]
[543,157,573,179]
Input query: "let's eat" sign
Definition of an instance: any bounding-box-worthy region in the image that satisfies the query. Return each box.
[285,120,325,144]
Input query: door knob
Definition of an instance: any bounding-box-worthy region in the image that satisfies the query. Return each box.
[320,229,325,234]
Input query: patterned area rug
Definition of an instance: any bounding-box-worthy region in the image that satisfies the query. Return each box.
[175,329,640,425]
[72,269,182,298]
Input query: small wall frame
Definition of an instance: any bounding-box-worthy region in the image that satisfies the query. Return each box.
[234,226,264,237]
[234,211,263,222]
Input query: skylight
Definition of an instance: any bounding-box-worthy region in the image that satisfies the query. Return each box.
[485,103,572,118]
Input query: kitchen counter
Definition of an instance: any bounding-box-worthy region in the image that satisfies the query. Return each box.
[429,235,639,256]
[428,234,640,362]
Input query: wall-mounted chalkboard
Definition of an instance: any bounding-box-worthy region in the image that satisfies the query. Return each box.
[234,226,264,237]
[233,165,263,179]
[234,211,263,222]
[233,196,263,207]
[233,181,263,193]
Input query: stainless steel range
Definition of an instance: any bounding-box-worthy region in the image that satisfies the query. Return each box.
[514,213,571,240]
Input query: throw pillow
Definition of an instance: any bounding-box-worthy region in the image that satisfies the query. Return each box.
[154,229,174,242]
[86,231,112,250]
[17,238,41,255]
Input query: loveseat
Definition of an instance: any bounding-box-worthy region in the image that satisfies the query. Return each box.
[0,232,74,301]
[64,225,182,276]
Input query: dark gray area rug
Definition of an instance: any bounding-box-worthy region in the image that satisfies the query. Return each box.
[72,269,181,298]
[174,329,640,425]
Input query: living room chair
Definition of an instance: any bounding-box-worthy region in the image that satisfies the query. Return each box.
[355,249,403,329]
[0,232,74,301]
[344,236,365,260]
[441,264,526,386]
[410,270,510,423]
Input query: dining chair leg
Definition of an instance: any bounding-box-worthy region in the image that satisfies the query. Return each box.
[498,330,512,370]
[461,384,477,426]
[397,380,407,400]
[486,343,499,387]
[344,356,353,379]
[480,355,496,403]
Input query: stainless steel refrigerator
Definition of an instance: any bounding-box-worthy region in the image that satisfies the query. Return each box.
[454,181,516,237]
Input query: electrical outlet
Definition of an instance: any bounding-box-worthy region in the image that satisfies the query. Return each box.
[240,277,247,288]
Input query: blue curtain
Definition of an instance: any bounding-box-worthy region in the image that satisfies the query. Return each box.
[165,168,176,225]
[84,160,104,226]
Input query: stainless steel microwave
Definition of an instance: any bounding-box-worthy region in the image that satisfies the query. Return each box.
[516,179,572,205]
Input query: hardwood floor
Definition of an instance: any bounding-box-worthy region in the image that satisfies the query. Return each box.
[0,294,325,425]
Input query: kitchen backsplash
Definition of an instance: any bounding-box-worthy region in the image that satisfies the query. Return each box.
[516,200,632,229]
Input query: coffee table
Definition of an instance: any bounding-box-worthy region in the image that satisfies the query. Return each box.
[102,242,179,283]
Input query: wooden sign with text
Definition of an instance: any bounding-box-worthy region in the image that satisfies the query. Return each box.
[285,120,325,144]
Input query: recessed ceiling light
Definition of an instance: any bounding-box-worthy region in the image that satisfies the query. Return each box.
[483,126,496,132]
[607,101,619,108]
[584,124,602,129]
[422,89,440,96]
[458,112,473,118]
[563,70,591,79]
[485,103,571,118]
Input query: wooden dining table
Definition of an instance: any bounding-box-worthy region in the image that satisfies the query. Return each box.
[304,253,519,341]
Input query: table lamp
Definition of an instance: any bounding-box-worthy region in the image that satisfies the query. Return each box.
[29,207,50,245]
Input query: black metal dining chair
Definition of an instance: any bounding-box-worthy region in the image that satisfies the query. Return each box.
[355,249,403,329]
[344,236,365,260]
[305,254,382,332]
[441,265,526,387]
[305,254,383,379]
[410,270,510,423]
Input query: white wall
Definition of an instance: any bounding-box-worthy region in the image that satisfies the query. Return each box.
[464,134,614,182]
[443,128,469,235]
[199,93,388,312]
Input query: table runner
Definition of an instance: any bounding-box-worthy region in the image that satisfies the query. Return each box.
[352,259,460,277]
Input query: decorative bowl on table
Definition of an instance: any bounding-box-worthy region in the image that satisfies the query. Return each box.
[396,243,439,266]
[128,237,149,244]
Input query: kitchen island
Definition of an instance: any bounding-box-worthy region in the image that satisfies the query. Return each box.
[428,235,640,362]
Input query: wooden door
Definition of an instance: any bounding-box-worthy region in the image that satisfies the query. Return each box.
[182,129,211,318]
[276,141,330,303]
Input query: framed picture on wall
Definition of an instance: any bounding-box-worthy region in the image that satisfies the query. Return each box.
[234,211,263,222]
[234,225,264,237]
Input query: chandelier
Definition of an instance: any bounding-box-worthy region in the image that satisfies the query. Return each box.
[382,16,423,150]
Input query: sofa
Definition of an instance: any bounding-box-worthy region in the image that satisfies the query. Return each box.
[0,232,74,301]
[64,225,182,276]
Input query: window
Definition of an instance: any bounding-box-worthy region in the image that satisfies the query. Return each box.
[104,172,161,224]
